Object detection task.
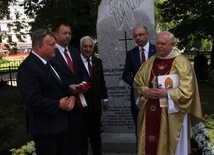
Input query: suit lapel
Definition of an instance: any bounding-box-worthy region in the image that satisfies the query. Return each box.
[87,56,95,80]
[30,53,63,88]
[30,53,47,71]
[55,49,74,74]
[134,46,141,67]
[148,43,156,58]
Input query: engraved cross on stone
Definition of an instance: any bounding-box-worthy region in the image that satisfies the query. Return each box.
[118,31,133,53]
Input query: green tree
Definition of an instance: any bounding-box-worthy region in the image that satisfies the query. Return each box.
[0,0,17,19]
[0,0,31,52]
[22,0,101,47]
[156,0,214,69]
[155,0,175,32]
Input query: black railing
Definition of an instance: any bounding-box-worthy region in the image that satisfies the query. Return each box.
[0,61,22,87]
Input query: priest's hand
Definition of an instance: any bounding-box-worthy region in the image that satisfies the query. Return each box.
[143,88,167,99]
[153,88,167,98]
[143,88,156,99]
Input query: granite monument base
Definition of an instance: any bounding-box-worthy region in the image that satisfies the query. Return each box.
[88,133,137,153]
[102,133,137,153]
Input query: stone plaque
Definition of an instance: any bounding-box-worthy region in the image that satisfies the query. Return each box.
[97,0,155,133]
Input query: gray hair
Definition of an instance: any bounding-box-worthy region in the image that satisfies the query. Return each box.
[31,29,55,47]
[157,31,174,44]
[80,36,95,48]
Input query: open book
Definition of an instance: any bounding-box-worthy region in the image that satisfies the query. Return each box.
[157,74,180,107]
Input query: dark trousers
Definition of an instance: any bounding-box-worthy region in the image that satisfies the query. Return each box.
[80,109,102,155]
[69,106,83,155]
[131,103,139,136]
[33,130,69,155]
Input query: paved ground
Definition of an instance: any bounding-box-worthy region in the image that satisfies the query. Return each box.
[87,133,137,154]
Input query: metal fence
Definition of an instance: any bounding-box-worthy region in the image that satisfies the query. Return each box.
[0,61,22,87]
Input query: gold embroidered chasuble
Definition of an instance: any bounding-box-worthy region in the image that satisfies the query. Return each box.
[133,49,202,155]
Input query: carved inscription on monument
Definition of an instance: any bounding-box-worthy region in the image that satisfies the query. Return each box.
[102,67,134,132]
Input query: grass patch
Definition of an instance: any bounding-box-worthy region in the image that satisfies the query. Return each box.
[0,58,9,64]
[198,82,214,115]
[0,60,22,72]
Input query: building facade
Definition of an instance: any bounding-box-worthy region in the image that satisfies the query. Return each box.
[0,0,34,45]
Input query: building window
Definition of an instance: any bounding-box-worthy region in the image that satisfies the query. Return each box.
[15,11,20,19]
[7,14,11,20]
[7,24,12,32]
[8,36,12,42]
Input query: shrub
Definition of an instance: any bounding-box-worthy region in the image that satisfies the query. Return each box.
[10,141,35,155]
[0,87,31,155]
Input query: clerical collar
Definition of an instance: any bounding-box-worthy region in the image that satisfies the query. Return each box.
[158,49,174,59]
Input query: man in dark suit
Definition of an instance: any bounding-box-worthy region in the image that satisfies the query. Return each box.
[51,23,88,155]
[79,36,108,155]
[17,29,75,155]
[122,25,156,141]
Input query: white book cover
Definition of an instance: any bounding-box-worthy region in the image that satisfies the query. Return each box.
[157,74,180,107]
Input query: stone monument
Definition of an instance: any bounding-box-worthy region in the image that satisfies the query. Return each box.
[97,0,156,133]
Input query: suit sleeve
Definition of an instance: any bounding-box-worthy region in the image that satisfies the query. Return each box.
[122,51,134,86]
[17,62,60,117]
[72,47,89,83]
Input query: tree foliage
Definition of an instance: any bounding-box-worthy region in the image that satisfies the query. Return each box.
[1,0,214,66]
[0,0,17,19]
[22,0,101,47]
[156,0,214,50]
[156,0,214,69]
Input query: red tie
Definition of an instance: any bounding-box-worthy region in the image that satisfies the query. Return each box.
[63,48,74,74]
[74,94,83,109]
[141,48,145,63]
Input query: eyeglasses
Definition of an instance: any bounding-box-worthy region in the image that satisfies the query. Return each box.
[133,33,146,38]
